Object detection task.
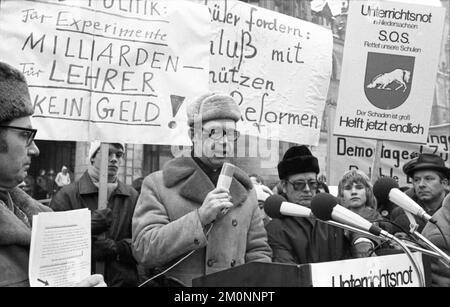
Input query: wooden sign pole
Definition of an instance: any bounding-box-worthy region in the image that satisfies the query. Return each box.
[370,140,383,185]
[96,143,109,275]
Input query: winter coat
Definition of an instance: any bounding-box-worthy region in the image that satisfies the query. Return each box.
[132,157,272,287]
[50,171,138,287]
[421,195,450,287]
[0,188,51,287]
[266,216,352,264]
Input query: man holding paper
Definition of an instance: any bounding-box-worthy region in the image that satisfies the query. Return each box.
[0,61,105,287]
[132,92,272,286]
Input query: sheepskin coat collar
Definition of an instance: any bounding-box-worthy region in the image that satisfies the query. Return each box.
[162,157,252,206]
[0,187,51,246]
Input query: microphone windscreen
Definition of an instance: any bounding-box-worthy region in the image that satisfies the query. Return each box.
[264,195,286,219]
[311,193,338,220]
[373,177,399,203]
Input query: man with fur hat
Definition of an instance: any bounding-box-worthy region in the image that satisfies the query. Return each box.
[265,146,372,264]
[50,141,139,287]
[391,153,449,234]
[0,61,105,287]
[132,92,271,286]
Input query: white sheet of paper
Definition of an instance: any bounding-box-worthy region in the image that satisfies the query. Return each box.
[29,209,91,287]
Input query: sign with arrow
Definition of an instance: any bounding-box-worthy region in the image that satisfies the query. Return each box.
[37,279,49,286]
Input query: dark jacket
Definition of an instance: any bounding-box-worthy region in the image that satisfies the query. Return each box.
[421,195,450,287]
[0,188,51,287]
[391,189,448,234]
[265,216,352,264]
[50,171,138,287]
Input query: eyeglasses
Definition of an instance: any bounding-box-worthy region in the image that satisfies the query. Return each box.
[0,125,37,146]
[287,180,318,191]
[203,128,240,141]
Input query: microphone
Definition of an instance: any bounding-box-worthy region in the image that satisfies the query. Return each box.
[388,188,436,223]
[374,178,436,223]
[373,177,399,204]
[264,195,312,219]
[373,177,399,217]
[217,163,235,215]
[311,193,394,239]
[266,194,390,242]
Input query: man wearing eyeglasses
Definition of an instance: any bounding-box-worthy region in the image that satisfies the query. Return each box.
[132,92,272,287]
[50,141,139,287]
[265,145,367,264]
[0,61,105,287]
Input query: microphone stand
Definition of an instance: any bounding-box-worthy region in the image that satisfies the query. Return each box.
[321,219,426,287]
[322,220,441,259]
[404,210,450,267]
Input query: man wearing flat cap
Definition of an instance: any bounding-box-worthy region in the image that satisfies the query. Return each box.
[265,146,372,264]
[51,140,138,287]
[391,153,449,234]
[0,61,105,287]
[132,92,272,286]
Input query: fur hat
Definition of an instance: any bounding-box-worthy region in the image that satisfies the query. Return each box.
[87,141,125,164]
[0,62,34,123]
[278,145,320,180]
[403,153,450,179]
[186,92,241,126]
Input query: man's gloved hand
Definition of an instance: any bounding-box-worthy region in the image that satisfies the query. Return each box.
[91,208,113,235]
[92,237,118,261]
[92,237,136,264]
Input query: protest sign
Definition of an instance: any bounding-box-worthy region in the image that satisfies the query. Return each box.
[329,124,450,187]
[199,0,332,146]
[310,253,424,287]
[333,1,446,144]
[0,0,211,145]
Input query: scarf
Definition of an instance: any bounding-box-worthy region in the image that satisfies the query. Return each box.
[87,165,118,200]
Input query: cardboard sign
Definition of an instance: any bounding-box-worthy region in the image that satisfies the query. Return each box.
[0,0,211,145]
[333,1,445,144]
[202,0,333,146]
[329,124,450,186]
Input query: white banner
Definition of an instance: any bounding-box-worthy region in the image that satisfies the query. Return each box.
[201,0,332,146]
[329,124,450,186]
[333,1,446,144]
[310,253,424,287]
[0,0,211,145]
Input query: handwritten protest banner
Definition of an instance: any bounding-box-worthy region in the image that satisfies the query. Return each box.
[0,0,211,145]
[198,0,332,146]
[329,124,450,187]
[333,1,445,144]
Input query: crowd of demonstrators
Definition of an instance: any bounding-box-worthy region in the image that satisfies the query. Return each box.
[1,60,449,287]
[0,61,105,287]
[50,141,139,287]
[17,166,72,201]
[132,92,272,287]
